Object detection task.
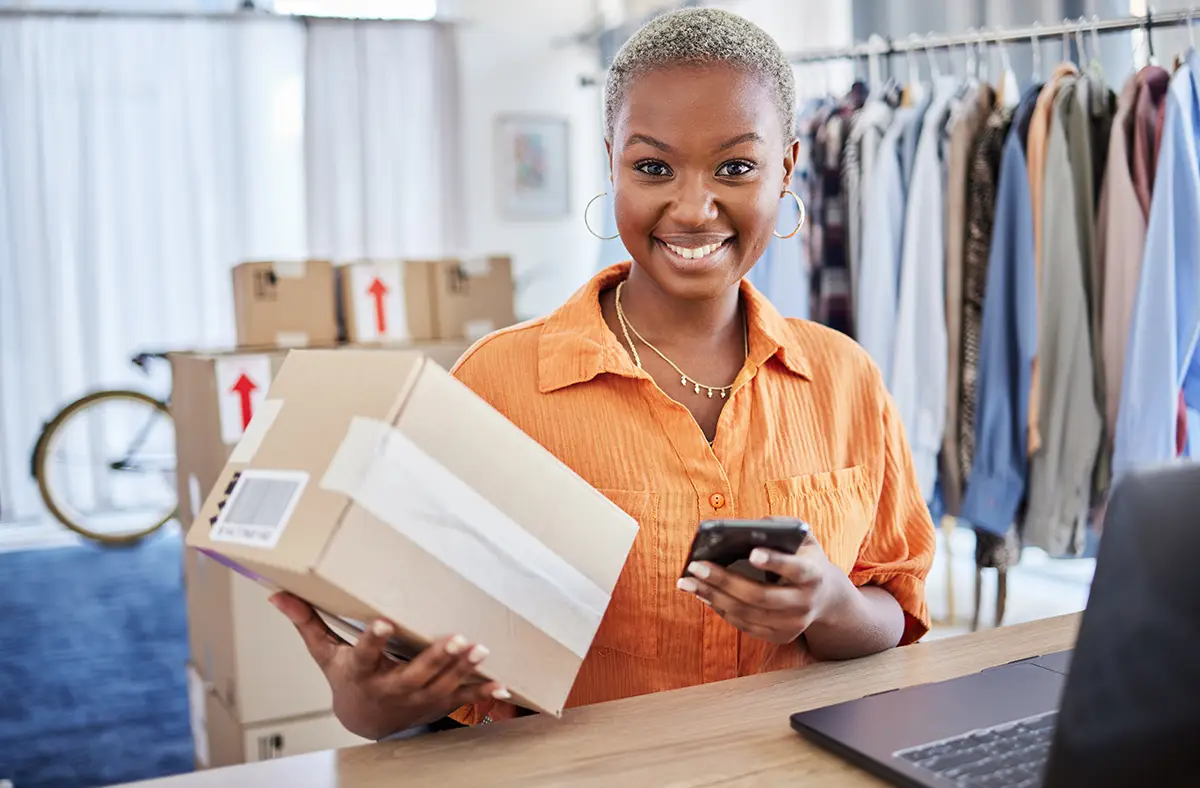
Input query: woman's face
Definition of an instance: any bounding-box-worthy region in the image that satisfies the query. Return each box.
[608,63,798,302]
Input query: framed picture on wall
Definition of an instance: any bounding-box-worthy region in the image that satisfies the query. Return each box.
[494,115,571,221]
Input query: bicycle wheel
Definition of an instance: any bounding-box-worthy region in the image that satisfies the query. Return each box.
[34,389,177,546]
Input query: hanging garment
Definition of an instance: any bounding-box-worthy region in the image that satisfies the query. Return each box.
[957,103,1013,502]
[856,105,919,382]
[809,85,867,336]
[842,90,898,315]
[940,83,997,517]
[891,76,960,503]
[1070,73,1117,506]
[1024,78,1103,558]
[1097,75,1147,469]
[1025,63,1080,461]
[960,84,1042,537]
[1114,52,1200,480]
[1132,66,1171,216]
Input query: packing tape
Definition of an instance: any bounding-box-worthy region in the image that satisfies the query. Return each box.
[272,261,308,279]
[320,416,608,659]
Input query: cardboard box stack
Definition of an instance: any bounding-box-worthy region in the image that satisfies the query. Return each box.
[186,348,639,718]
[173,254,517,766]
[172,349,371,769]
[234,257,516,349]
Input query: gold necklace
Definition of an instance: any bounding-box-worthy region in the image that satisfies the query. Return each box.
[614,280,748,399]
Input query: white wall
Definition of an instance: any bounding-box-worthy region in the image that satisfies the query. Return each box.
[444,0,608,321]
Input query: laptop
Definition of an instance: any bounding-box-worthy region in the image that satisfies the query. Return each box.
[790,462,1200,788]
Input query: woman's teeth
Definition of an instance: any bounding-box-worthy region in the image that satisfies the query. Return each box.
[665,241,724,260]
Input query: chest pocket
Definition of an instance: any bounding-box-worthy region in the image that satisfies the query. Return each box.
[589,489,661,660]
[765,467,874,574]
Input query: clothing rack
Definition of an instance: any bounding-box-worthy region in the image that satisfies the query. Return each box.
[786,9,1197,65]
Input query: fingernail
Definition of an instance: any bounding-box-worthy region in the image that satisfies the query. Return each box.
[468,645,490,664]
[268,593,283,610]
[492,687,512,700]
[687,562,710,579]
[371,620,393,638]
[750,548,770,567]
[677,578,699,594]
[697,596,712,607]
[445,635,468,655]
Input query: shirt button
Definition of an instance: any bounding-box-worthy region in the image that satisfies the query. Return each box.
[709,493,726,510]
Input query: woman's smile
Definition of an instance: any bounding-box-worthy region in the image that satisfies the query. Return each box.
[655,236,735,273]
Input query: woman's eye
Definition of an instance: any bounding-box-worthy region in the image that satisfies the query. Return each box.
[635,160,672,177]
[717,160,755,177]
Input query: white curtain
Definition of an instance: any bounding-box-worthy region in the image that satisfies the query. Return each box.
[0,15,308,521]
[305,20,462,259]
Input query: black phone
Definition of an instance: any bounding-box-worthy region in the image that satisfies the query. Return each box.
[681,517,811,585]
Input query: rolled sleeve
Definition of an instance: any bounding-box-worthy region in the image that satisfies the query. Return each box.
[849,387,937,646]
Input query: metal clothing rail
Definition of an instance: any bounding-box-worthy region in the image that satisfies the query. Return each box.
[786,9,1197,64]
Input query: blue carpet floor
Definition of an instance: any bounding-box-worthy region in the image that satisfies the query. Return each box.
[0,531,194,788]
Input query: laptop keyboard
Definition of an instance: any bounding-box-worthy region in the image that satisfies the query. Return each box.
[895,710,1057,788]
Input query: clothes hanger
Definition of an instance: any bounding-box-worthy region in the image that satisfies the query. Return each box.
[994,30,1021,107]
[924,32,942,80]
[866,33,886,100]
[902,34,927,106]
[1087,15,1105,82]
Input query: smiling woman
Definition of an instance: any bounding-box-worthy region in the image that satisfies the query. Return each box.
[270,6,938,742]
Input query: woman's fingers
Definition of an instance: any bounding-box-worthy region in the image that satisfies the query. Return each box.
[380,634,471,695]
[450,681,511,710]
[424,641,492,699]
[270,592,344,670]
[349,619,395,679]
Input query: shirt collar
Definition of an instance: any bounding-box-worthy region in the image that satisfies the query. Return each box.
[537,262,812,394]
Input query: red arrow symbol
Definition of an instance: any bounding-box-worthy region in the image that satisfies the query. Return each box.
[367,277,389,335]
[230,373,258,430]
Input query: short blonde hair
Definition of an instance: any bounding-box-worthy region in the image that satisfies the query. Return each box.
[604,7,796,142]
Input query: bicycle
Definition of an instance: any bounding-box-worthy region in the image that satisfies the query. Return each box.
[29,351,178,546]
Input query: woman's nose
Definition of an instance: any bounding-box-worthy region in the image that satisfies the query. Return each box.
[668,175,719,226]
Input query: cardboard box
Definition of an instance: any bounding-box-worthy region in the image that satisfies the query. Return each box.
[172,349,334,724]
[187,665,368,770]
[430,257,515,341]
[186,348,638,716]
[337,261,437,344]
[232,261,339,349]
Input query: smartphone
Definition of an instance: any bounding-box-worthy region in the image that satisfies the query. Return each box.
[681,517,811,585]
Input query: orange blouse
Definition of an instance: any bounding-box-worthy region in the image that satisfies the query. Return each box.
[449,263,935,725]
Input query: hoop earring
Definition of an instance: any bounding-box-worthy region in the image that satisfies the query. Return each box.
[584,192,620,241]
[774,190,807,239]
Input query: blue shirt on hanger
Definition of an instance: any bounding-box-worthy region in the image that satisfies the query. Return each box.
[855,106,914,382]
[1113,51,1200,480]
[960,84,1043,535]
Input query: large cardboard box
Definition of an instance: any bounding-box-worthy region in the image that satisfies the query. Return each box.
[232,261,339,349]
[429,257,516,341]
[172,349,334,725]
[187,665,368,770]
[186,348,638,716]
[337,261,437,344]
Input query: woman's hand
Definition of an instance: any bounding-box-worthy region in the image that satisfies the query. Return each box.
[675,539,855,646]
[270,592,509,740]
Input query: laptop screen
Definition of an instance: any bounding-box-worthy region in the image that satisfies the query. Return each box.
[1044,463,1200,787]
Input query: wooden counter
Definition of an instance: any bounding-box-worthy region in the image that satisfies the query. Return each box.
[119,615,1079,788]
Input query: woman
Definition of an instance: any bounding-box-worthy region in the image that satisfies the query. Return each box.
[271,7,936,740]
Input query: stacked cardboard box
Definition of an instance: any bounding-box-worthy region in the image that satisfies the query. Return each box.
[185,348,640,719]
[172,343,469,768]
[232,257,516,349]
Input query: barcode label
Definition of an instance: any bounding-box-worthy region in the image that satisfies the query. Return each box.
[210,469,308,549]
